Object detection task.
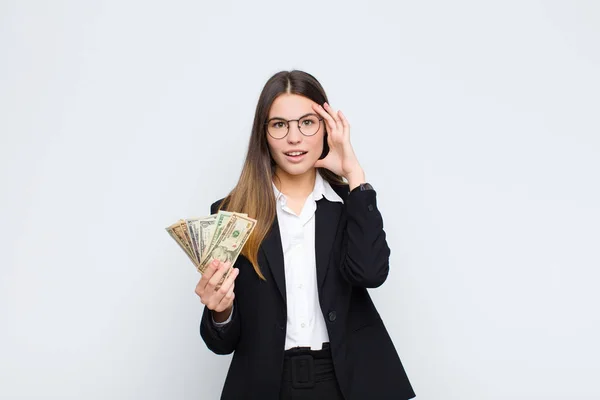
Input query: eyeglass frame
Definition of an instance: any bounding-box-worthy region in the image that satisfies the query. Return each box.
[264,113,325,139]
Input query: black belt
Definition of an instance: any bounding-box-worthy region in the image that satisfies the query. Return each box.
[282,343,333,389]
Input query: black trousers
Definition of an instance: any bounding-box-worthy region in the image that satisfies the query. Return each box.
[279,343,345,400]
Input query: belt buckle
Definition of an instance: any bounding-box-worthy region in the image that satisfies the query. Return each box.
[291,354,315,389]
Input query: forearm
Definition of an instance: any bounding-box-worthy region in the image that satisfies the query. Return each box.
[339,187,391,288]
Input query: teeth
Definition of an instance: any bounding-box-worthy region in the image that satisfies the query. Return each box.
[286,151,305,156]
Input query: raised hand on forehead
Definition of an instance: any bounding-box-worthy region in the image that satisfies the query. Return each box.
[312,102,362,180]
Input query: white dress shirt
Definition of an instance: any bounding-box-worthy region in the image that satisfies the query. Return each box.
[274,170,344,350]
[213,170,344,351]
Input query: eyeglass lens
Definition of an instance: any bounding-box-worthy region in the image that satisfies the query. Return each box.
[267,115,321,138]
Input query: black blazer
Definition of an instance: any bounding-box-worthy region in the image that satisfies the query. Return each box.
[200,183,416,399]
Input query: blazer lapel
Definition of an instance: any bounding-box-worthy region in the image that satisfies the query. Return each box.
[261,215,286,304]
[315,198,344,291]
[261,182,347,304]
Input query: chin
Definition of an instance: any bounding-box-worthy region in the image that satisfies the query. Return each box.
[281,166,312,176]
[276,159,317,177]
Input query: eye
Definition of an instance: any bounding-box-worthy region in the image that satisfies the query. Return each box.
[271,121,286,129]
[302,119,313,126]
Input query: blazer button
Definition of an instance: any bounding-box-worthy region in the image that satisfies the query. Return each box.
[367,204,374,212]
[328,311,337,322]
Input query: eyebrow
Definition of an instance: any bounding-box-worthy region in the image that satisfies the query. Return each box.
[267,112,317,121]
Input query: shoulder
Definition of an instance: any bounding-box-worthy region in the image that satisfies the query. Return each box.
[210,197,228,214]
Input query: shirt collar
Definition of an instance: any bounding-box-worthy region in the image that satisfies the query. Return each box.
[272,170,344,205]
[312,170,344,203]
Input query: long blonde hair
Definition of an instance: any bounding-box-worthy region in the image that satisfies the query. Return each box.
[218,70,345,280]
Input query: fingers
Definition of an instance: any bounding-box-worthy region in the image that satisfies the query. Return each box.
[312,103,337,133]
[207,266,239,311]
[207,260,231,291]
[214,281,236,313]
[313,102,349,141]
[214,262,235,291]
[338,109,350,137]
[196,260,231,308]
[195,259,220,296]
[217,264,239,292]
[201,259,221,284]
[324,102,342,126]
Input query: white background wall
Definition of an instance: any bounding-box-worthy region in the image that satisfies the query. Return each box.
[1,1,599,399]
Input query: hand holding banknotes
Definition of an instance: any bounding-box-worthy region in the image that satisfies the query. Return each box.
[195,259,239,321]
[165,210,256,290]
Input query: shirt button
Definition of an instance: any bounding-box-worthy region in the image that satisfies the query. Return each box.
[298,284,303,289]
[328,311,337,322]
[301,323,306,328]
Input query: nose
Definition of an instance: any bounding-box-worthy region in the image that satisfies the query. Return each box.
[286,123,303,144]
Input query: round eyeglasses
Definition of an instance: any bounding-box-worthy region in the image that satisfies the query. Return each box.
[264,113,324,139]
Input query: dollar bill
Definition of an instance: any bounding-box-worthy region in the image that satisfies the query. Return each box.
[201,211,234,264]
[200,211,249,260]
[197,213,257,279]
[166,220,199,267]
[197,215,217,259]
[185,215,217,264]
[179,219,198,264]
[167,210,254,289]
[185,218,202,263]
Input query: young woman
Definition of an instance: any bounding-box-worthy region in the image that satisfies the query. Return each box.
[195,70,416,400]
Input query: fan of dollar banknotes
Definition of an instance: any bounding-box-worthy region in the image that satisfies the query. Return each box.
[166,211,257,285]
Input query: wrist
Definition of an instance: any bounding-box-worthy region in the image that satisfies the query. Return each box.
[346,167,366,191]
[212,306,233,323]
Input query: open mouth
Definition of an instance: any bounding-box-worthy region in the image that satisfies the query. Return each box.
[284,151,308,157]
[283,150,308,163]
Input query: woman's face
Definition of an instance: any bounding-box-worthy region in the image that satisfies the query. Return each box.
[266,93,325,178]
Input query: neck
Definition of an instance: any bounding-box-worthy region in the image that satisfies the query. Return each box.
[273,167,317,199]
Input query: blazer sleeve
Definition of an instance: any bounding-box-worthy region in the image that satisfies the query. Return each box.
[338,188,391,288]
[198,198,241,355]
